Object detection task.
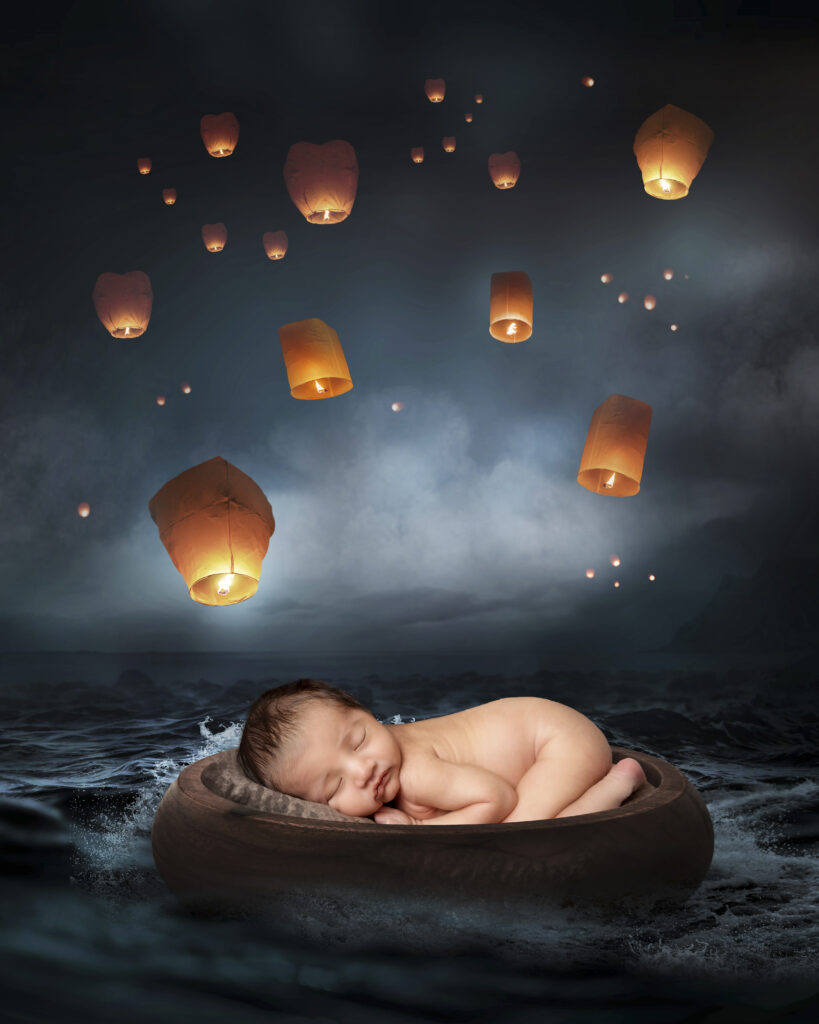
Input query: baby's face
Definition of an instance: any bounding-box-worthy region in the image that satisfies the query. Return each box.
[277,703,402,817]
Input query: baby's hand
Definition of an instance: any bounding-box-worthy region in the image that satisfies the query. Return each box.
[373,807,418,826]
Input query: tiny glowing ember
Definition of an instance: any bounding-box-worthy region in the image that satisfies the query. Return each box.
[391,401,404,412]
[156,396,166,406]
[181,382,192,394]
[618,292,629,304]
[609,554,620,567]
[643,295,657,310]
[585,569,595,579]
[648,574,656,581]
[663,268,674,280]
[581,76,594,87]
[216,574,235,597]
[77,502,91,518]
[600,273,613,284]
[475,94,483,103]
[465,113,473,123]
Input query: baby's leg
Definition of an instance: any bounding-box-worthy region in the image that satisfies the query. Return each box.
[553,758,647,818]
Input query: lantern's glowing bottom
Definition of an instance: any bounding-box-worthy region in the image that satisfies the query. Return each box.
[209,246,224,252]
[307,209,349,224]
[190,572,259,606]
[496,181,515,189]
[644,177,688,200]
[490,317,531,343]
[111,326,146,339]
[210,148,233,157]
[291,376,353,400]
[577,468,641,497]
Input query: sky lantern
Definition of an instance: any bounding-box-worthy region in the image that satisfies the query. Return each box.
[490,271,533,343]
[391,401,404,412]
[670,324,679,331]
[278,318,353,400]
[577,394,653,497]
[643,295,656,310]
[200,112,239,157]
[633,104,714,200]
[488,152,520,189]
[425,78,445,102]
[162,188,177,205]
[609,555,621,567]
[92,271,153,339]
[475,94,483,103]
[149,456,275,607]
[442,137,456,152]
[263,230,288,260]
[465,113,473,123]
[649,574,656,581]
[202,223,227,252]
[585,569,595,579]
[410,147,424,164]
[581,76,594,87]
[77,503,91,518]
[137,158,151,175]
[600,273,613,284]
[613,581,621,589]
[663,268,674,280]
[617,292,628,303]
[284,140,358,224]
[181,382,192,394]
[156,395,166,406]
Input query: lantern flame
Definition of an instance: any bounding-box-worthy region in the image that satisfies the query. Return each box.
[124,327,131,336]
[604,472,616,489]
[659,179,671,193]
[323,209,330,221]
[216,574,235,597]
[506,322,518,336]
[315,380,326,393]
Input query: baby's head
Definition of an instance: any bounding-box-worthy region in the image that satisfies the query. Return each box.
[237,678,402,818]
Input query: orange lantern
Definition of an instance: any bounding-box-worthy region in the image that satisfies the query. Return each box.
[137,158,151,175]
[156,396,166,406]
[670,323,679,331]
[181,382,192,394]
[488,152,520,190]
[410,147,424,164]
[391,401,404,412]
[442,137,456,153]
[577,394,653,497]
[600,273,613,284]
[202,222,227,253]
[489,271,533,343]
[284,140,358,224]
[613,581,621,589]
[263,230,288,260]
[609,555,621,567]
[200,112,240,157]
[425,78,445,102]
[149,456,275,607]
[162,188,177,205]
[617,292,629,303]
[648,574,656,581]
[77,502,91,518]
[585,569,595,579]
[278,318,353,399]
[465,113,473,123]
[643,295,656,310]
[92,271,153,339]
[663,268,674,280]
[475,94,484,103]
[581,76,595,87]
[633,104,714,200]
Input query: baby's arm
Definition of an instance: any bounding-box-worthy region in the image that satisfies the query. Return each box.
[385,754,517,826]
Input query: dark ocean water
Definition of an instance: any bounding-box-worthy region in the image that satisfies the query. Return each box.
[1,649,817,1024]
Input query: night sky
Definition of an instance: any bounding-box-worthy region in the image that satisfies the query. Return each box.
[2,0,818,657]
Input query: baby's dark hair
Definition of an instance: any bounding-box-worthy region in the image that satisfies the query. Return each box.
[237,678,366,790]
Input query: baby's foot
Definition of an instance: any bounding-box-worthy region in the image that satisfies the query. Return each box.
[609,757,647,796]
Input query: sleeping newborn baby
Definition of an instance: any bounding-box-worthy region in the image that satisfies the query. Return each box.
[237,679,647,825]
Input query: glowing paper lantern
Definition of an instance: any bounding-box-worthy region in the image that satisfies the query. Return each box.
[278,318,353,400]
[488,152,520,190]
[284,140,358,224]
[92,271,153,339]
[263,230,288,260]
[442,137,456,152]
[156,396,166,406]
[149,456,275,607]
[648,574,656,581]
[137,158,151,175]
[77,503,91,518]
[181,382,192,394]
[581,76,595,87]
[613,581,621,589]
[475,94,484,104]
[200,112,239,157]
[670,324,679,331]
[410,147,424,164]
[585,569,595,579]
[644,295,656,310]
[577,394,653,497]
[601,273,613,284]
[633,104,714,200]
[391,401,404,412]
[162,188,177,205]
[618,292,629,303]
[490,271,533,343]
[663,268,674,280]
[425,79,445,102]
[609,555,621,567]
[202,223,227,253]
[465,113,473,123]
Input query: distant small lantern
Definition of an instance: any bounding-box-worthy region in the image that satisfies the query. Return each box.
[613,581,621,589]
[202,223,227,253]
[162,188,177,205]
[442,136,456,153]
[284,140,358,224]
[137,158,151,175]
[648,574,656,581]
[77,502,91,518]
[633,104,714,200]
[475,94,484,104]
[670,323,679,331]
[410,147,424,164]
[577,394,653,497]
[391,401,404,412]
[92,270,153,339]
[617,292,629,303]
[663,268,674,280]
[278,318,353,400]
[181,382,192,394]
[156,396,166,406]
[488,152,520,190]
[263,230,288,260]
[465,113,473,123]
[149,456,275,607]
[684,274,689,279]
[600,273,613,284]
[425,78,445,102]
[490,271,533,343]
[200,112,239,157]
[644,295,656,310]
[581,76,595,87]
[585,569,595,579]
[609,555,621,567]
